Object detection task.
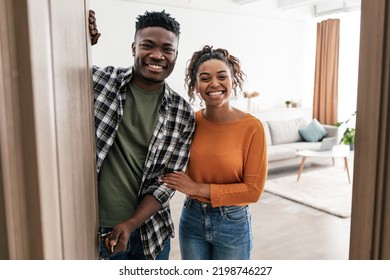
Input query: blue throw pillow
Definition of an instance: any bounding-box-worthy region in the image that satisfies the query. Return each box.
[298,119,328,142]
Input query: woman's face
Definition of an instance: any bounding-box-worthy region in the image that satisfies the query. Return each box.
[195,59,233,108]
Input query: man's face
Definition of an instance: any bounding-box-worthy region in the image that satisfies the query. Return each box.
[132,27,179,90]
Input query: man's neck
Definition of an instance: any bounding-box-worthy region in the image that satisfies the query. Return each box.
[131,73,165,92]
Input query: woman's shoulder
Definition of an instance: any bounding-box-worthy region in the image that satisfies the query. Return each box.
[241,114,265,133]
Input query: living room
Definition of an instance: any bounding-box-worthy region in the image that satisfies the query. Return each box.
[83,0,366,259]
[89,0,361,260]
[1,0,389,270]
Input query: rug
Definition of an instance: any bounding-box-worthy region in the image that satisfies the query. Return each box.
[264,166,353,218]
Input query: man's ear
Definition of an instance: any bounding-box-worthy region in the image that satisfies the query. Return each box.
[131,42,136,56]
[172,50,179,63]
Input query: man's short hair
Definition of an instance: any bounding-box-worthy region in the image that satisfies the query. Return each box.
[135,10,180,37]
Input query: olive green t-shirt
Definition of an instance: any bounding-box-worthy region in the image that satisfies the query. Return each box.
[98,82,163,227]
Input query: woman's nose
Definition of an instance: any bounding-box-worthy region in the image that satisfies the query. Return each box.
[210,78,220,88]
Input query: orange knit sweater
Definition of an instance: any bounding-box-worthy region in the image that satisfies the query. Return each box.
[187,110,268,207]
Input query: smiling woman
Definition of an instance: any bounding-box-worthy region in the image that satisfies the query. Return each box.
[161,45,268,260]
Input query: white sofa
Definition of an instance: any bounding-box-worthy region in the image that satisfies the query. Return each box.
[263,118,339,172]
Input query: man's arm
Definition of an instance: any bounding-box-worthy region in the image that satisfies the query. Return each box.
[104,110,196,256]
[142,110,196,210]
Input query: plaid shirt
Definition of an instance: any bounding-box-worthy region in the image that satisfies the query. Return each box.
[92,65,195,259]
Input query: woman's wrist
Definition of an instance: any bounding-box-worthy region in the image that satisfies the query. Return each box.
[196,183,211,198]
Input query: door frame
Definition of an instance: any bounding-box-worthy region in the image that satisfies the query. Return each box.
[349,0,390,259]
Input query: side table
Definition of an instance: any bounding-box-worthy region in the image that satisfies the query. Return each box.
[296,145,351,183]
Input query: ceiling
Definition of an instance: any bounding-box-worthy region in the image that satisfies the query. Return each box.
[275,0,361,17]
[123,0,361,20]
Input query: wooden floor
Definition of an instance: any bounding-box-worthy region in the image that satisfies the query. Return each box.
[168,158,352,260]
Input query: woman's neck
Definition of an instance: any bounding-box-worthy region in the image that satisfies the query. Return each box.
[202,105,242,123]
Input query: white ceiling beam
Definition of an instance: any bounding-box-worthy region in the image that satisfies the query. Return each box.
[314,1,361,17]
[232,0,261,4]
[119,0,191,4]
[277,0,325,10]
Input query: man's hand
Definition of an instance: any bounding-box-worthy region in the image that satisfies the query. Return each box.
[103,222,132,256]
[103,195,162,257]
[89,10,101,45]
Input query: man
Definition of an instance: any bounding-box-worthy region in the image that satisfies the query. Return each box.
[89,10,195,260]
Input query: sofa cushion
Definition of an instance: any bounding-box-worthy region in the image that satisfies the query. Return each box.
[262,122,272,146]
[267,146,297,162]
[267,118,307,145]
[298,118,328,142]
[277,141,322,151]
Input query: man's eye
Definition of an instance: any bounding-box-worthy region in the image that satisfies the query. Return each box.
[140,43,153,49]
[164,47,175,53]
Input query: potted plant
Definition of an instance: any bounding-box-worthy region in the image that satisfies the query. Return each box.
[285,100,292,108]
[335,111,356,151]
[340,127,355,151]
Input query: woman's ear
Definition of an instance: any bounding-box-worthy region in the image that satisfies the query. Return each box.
[195,83,200,94]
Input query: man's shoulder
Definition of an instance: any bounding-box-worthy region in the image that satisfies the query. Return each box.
[92,66,133,89]
[92,65,132,77]
[165,84,193,112]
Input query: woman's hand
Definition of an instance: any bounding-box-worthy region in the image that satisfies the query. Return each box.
[162,172,210,198]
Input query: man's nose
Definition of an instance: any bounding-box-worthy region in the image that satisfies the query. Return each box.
[150,48,164,59]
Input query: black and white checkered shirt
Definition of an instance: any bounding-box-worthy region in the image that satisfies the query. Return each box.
[92,65,195,259]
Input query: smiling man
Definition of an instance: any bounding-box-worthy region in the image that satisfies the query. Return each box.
[89,10,195,260]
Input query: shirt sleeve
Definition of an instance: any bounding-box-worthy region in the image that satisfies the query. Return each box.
[144,110,196,209]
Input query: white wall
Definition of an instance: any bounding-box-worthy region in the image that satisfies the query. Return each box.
[335,12,360,124]
[89,0,360,120]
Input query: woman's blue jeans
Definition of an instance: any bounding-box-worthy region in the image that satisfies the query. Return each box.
[99,227,170,260]
[179,197,253,260]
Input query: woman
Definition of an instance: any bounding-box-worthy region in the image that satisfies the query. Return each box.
[162,45,268,260]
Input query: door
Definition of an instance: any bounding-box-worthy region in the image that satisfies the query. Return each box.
[0,0,98,259]
[349,0,390,259]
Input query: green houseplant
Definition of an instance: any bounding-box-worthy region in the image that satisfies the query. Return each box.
[340,127,355,150]
[335,111,356,151]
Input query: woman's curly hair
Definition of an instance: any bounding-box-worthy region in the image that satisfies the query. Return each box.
[185,45,246,104]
